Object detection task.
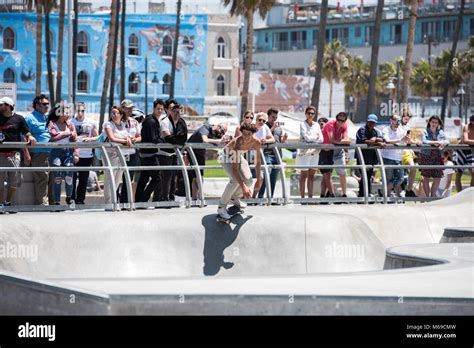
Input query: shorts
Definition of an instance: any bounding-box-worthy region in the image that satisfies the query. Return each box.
[454,149,473,173]
[0,152,20,188]
[333,153,347,177]
[296,153,319,170]
[318,150,334,174]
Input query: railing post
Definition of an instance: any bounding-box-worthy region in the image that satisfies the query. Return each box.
[356,147,369,204]
[115,144,134,211]
[375,148,388,204]
[185,145,205,207]
[273,144,288,205]
[260,147,272,205]
[175,147,191,208]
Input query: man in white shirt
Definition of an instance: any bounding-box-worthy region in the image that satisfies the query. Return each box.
[71,102,98,204]
[381,114,410,197]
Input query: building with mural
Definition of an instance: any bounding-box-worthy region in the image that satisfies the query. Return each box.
[0,11,239,116]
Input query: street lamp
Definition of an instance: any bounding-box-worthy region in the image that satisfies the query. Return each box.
[457,83,466,123]
[386,78,396,116]
[137,56,159,115]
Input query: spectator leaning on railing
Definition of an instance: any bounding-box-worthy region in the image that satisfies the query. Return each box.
[454,115,474,192]
[0,97,36,212]
[419,115,449,198]
[24,94,51,205]
[47,104,79,206]
[159,103,188,202]
[356,114,385,198]
[135,99,165,203]
[187,122,228,201]
[297,106,323,201]
[381,114,412,197]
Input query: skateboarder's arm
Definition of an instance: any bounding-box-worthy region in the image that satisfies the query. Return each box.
[254,140,263,190]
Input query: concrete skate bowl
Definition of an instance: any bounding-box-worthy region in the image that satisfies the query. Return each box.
[0,188,472,315]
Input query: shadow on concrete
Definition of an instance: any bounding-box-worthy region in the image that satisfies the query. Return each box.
[201,210,252,276]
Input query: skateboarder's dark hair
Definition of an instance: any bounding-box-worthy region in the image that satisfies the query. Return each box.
[239,122,257,133]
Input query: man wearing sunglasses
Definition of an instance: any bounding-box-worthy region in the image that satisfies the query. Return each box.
[187,122,229,200]
[320,112,351,200]
[381,114,411,197]
[25,94,52,205]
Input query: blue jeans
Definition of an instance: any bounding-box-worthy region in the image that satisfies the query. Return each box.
[258,154,280,199]
[383,158,403,188]
[50,148,74,203]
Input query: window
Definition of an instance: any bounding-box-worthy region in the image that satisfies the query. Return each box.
[162,35,172,57]
[332,28,349,45]
[355,27,362,38]
[365,26,374,43]
[217,37,226,58]
[217,74,225,96]
[3,27,15,50]
[49,30,55,52]
[77,31,89,53]
[272,32,288,51]
[128,33,139,55]
[295,68,305,76]
[3,68,15,83]
[443,20,456,41]
[421,21,441,42]
[128,72,139,94]
[312,30,319,47]
[162,74,171,95]
[291,31,307,49]
[390,24,402,44]
[471,18,474,35]
[77,70,88,92]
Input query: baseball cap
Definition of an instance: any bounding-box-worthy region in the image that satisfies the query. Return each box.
[0,96,15,108]
[121,99,134,108]
[367,114,378,124]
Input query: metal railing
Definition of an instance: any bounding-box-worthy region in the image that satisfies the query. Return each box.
[0,141,472,212]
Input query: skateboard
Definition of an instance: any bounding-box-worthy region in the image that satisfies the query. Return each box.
[216,206,245,224]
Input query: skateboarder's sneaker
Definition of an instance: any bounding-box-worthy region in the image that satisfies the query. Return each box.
[217,207,231,220]
[230,198,247,209]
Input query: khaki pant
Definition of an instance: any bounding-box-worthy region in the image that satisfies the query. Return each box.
[30,152,50,205]
[103,150,123,204]
[219,156,253,208]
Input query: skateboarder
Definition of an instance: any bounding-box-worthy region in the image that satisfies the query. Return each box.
[217,122,262,220]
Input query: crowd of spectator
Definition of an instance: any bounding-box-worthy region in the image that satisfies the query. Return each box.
[0,94,473,211]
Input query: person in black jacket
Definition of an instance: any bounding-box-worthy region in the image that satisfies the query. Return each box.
[159,104,188,202]
[135,99,165,203]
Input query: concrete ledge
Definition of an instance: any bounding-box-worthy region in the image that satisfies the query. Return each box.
[109,294,474,315]
[0,272,109,315]
[441,227,474,243]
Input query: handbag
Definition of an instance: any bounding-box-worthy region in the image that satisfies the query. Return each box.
[94,132,108,161]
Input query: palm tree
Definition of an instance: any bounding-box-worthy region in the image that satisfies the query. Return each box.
[365,0,384,116]
[120,0,126,101]
[400,0,417,104]
[72,0,78,105]
[410,59,435,118]
[310,0,328,114]
[35,0,43,95]
[109,0,120,108]
[169,0,182,98]
[222,0,276,120]
[311,41,348,118]
[440,0,466,122]
[44,0,55,105]
[55,0,65,103]
[434,50,465,118]
[99,0,119,132]
[343,55,369,121]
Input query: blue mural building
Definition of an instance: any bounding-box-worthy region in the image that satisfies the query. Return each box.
[0,12,208,114]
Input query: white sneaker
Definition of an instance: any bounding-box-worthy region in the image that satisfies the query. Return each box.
[217,207,231,219]
[230,198,247,209]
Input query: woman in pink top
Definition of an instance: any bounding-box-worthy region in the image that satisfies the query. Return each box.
[47,104,79,205]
